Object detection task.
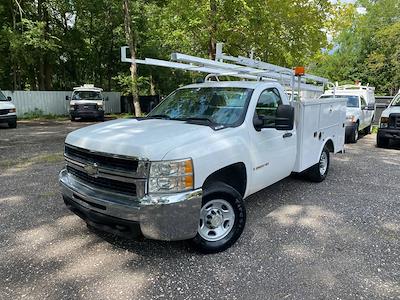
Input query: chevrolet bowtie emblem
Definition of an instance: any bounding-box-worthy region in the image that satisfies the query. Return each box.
[84,163,99,177]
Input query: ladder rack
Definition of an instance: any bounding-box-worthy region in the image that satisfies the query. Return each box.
[121,43,330,94]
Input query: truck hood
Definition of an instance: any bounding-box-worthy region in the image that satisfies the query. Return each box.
[65,118,215,160]
[0,101,16,110]
[381,106,400,117]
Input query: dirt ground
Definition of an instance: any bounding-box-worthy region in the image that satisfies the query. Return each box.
[0,120,399,300]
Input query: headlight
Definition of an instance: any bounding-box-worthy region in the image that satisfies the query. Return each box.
[346,115,356,123]
[70,105,75,111]
[97,104,103,111]
[380,117,389,128]
[148,159,194,193]
[8,108,16,113]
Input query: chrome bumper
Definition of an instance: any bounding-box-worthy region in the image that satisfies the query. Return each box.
[59,169,202,241]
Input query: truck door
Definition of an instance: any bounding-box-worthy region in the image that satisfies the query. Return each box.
[360,96,368,128]
[248,88,297,193]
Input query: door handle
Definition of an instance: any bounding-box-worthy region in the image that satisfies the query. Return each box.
[283,132,292,138]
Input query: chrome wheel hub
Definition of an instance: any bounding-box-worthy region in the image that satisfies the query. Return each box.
[198,199,235,242]
[319,151,328,176]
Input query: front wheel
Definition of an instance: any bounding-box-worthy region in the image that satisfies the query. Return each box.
[348,123,359,143]
[191,183,246,253]
[8,120,17,128]
[307,146,330,182]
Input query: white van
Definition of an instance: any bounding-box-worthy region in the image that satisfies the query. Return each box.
[321,84,375,143]
[66,84,106,121]
[0,91,17,128]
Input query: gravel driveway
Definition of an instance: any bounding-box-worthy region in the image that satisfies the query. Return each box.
[0,121,399,300]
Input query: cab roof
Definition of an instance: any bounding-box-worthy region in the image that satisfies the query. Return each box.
[181,80,279,90]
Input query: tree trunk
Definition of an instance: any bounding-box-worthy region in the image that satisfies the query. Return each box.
[208,0,217,59]
[123,0,141,116]
[149,73,156,96]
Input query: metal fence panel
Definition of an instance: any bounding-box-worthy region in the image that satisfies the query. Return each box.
[2,91,121,116]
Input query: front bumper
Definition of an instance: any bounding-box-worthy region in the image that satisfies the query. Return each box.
[0,114,17,123]
[70,109,104,119]
[378,128,400,140]
[59,169,202,241]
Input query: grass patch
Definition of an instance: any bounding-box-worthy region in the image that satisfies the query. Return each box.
[371,125,379,134]
[106,113,135,119]
[20,108,68,121]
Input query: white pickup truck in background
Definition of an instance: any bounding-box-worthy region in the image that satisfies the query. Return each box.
[377,92,400,148]
[321,84,375,143]
[0,90,17,128]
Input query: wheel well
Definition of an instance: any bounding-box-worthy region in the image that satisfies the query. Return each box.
[325,139,334,153]
[203,163,247,197]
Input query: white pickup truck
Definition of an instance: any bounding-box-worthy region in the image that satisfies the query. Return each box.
[377,92,400,148]
[59,80,346,253]
[320,84,375,143]
[0,91,17,128]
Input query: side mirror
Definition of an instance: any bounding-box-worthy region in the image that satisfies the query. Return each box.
[367,103,375,110]
[105,96,109,101]
[275,104,294,131]
[7,96,12,101]
[66,95,70,101]
[253,115,264,131]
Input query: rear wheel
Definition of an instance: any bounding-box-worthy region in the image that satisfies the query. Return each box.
[70,115,76,121]
[308,146,330,182]
[364,123,372,135]
[377,135,390,148]
[191,183,246,253]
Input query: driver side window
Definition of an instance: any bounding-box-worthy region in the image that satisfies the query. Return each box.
[255,88,282,127]
[360,96,367,109]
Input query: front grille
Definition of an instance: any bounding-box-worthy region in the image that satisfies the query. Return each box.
[67,166,137,196]
[65,145,139,173]
[389,114,400,129]
[75,104,97,110]
[0,109,8,115]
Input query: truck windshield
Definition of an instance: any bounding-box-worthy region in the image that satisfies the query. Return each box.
[72,91,102,100]
[321,95,359,107]
[0,91,7,101]
[391,94,400,106]
[148,87,253,126]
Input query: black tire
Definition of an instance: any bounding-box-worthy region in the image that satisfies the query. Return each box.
[377,135,389,148]
[8,120,17,128]
[70,116,76,121]
[307,146,330,182]
[98,116,105,122]
[191,182,246,254]
[348,123,359,143]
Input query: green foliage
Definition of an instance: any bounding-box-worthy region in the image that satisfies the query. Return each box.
[312,0,400,95]
[4,0,396,97]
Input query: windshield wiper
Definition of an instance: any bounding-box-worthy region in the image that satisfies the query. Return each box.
[180,117,225,130]
[146,114,171,119]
